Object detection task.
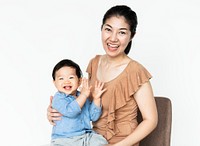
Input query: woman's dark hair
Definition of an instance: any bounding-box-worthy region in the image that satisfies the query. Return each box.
[102,5,138,55]
[52,59,82,80]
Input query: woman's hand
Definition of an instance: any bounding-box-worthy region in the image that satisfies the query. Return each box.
[47,96,62,125]
[92,81,107,99]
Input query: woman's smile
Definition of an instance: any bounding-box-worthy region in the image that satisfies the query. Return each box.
[107,43,119,51]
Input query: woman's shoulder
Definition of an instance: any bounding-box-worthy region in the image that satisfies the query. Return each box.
[128,59,147,70]
[88,55,102,66]
[87,55,101,73]
[126,58,152,78]
[90,55,102,62]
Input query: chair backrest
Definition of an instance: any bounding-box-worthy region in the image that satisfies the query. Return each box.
[138,97,172,146]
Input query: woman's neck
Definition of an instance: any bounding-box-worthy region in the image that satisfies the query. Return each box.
[97,53,131,82]
[103,54,129,67]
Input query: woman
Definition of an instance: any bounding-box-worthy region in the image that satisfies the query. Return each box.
[47,5,158,146]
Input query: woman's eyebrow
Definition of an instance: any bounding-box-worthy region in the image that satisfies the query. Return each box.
[104,24,112,28]
[104,24,128,31]
[119,28,128,31]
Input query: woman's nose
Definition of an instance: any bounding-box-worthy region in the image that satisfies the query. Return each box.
[110,32,118,42]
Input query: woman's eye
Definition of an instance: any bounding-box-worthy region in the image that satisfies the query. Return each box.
[119,31,126,35]
[105,28,111,32]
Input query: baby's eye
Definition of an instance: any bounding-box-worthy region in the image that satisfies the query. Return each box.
[69,76,74,79]
[58,77,64,80]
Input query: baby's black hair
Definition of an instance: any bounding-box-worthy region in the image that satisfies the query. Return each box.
[52,59,82,80]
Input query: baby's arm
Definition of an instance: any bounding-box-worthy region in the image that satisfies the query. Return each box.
[52,93,81,118]
[76,78,91,108]
[52,78,91,118]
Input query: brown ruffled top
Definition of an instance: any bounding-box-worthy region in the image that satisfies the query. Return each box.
[86,55,152,145]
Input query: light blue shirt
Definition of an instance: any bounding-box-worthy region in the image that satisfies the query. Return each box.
[51,91,102,139]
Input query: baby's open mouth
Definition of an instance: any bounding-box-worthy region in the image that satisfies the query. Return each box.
[63,85,72,90]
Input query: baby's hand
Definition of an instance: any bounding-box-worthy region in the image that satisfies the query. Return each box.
[92,81,107,99]
[80,78,92,98]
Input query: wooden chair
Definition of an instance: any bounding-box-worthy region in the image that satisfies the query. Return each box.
[138,97,172,146]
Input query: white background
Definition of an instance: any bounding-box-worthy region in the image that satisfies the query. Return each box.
[0,0,199,146]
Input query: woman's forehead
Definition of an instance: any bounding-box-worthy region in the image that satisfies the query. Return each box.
[104,16,130,30]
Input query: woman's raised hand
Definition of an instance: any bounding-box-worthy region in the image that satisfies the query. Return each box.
[92,81,107,99]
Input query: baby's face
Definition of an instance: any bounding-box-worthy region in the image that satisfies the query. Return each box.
[53,66,80,96]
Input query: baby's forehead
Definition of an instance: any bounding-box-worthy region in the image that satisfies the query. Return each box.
[56,66,76,75]
[59,66,76,71]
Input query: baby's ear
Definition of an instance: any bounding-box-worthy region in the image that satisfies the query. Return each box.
[78,78,82,86]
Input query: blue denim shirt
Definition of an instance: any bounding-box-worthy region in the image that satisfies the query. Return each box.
[51,91,102,139]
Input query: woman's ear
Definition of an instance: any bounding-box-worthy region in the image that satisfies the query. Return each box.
[131,32,136,39]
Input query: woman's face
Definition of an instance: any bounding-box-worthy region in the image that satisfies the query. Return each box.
[101,16,132,57]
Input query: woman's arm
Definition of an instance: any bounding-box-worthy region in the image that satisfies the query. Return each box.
[47,96,62,125]
[109,81,158,146]
[89,81,107,121]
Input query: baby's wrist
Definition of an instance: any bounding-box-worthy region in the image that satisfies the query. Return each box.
[81,93,88,98]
